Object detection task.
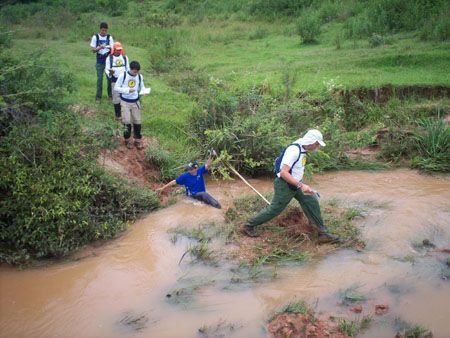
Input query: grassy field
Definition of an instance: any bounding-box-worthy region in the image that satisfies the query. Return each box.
[10,8,450,153]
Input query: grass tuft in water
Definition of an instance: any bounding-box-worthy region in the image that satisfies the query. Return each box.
[198,319,242,337]
[338,315,372,337]
[395,317,433,338]
[339,284,367,305]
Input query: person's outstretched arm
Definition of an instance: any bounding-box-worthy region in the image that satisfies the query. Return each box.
[156,180,176,193]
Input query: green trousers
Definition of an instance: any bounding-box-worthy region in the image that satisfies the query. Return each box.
[95,63,112,99]
[247,177,327,232]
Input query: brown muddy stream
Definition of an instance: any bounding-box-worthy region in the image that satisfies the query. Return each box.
[1,170,449,337]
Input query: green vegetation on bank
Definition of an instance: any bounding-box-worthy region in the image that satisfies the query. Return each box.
[0,30,159,265]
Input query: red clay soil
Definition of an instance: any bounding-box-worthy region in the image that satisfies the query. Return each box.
[98,137,161,189]
[268,313,349,338]
[276,208,316,237]
[230,208,336,263]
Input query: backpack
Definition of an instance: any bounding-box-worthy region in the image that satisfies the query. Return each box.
[274,144,306,175]
[95,34,110,48]
[95,34,111,60]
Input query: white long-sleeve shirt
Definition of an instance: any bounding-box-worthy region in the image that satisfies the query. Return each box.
[105,55,130,82]
[114,71,149,102]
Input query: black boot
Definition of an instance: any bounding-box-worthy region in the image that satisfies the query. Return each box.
[114,104,121,120]
[318,232,340,243]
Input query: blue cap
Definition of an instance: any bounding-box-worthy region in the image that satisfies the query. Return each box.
[185,161,199,170]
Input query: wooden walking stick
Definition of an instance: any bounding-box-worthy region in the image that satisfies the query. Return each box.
[223,160,271,205]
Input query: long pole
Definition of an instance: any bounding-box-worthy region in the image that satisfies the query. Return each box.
[223,161,271,205]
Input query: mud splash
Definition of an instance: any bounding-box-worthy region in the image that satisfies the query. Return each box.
[0,170,449,338]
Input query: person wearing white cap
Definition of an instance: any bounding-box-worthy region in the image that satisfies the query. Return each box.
[244,129,340,243]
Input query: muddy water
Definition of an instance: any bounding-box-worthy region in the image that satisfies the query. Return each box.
[1,169,449,338]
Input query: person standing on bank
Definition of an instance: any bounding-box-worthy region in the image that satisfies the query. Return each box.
[157,153,221,209]
[114,61,150,150]
[244,129,339,243]
[105,42,129,121]
[90,22,114,103]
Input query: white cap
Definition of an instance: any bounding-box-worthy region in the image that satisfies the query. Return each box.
[301,129,326,147]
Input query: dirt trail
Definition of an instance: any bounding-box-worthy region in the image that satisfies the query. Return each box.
[99,137,161,189]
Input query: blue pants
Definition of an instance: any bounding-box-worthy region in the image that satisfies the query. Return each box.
[191,192,221,209]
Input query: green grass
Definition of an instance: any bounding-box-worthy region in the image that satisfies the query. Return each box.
[338,316,372,337]
[6,3,450,180]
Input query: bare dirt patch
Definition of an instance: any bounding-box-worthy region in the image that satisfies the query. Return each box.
[99,137,161,189]
[268,312,349,338]
[228,208,342,264]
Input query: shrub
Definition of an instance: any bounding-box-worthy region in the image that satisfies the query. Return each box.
[149,35,191,74]
[0,112,159,264]
[369,33,385,47]
[420,13,450,41]
[378,127,416,162]
[297,13,321,43]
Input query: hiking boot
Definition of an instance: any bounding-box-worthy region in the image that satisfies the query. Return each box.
[95,98,101,104]
[318,232,340,244]
[115,116,122,122]
[134,139,144,150]
[125,139,133,149]
[243,225,259,238]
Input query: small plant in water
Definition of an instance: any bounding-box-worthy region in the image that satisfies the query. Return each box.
[198,319,242,337]
[338,315,372,337]
[395,317,433,338]
[339,284,367,305]
[282,301,309,315]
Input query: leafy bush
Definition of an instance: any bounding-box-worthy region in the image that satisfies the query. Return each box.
[145,140,198,181]
[297,13,321,43]
[0,112,159,264]
[420,13,450,41]
[369,33,385,47]
[378,127,416,162]
[149,35,191,74]
[0,52,74,112]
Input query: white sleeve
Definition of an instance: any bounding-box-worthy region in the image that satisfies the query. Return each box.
[125,56,130,71]
[90,35,97,48]
[281,145,300,169]
[105,56,111,76]
[114,74,130,94]
[108,36,114,50]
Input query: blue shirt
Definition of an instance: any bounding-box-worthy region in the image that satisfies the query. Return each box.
[175,165,208,196]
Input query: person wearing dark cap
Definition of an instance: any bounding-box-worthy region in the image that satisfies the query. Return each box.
[156,153,221,209]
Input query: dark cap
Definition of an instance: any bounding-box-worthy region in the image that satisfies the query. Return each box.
[184,161,199,170]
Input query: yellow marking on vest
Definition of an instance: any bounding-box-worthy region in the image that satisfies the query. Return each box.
[128,80,136,88]
[301,156,307,166]
[116,59,123,66]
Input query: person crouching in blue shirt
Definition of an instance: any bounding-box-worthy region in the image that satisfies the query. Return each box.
[157,155,221,209]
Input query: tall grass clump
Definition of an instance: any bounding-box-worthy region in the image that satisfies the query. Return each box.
[411,118,450,172]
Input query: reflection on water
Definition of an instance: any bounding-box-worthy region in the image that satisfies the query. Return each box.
[1,169,449,337]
